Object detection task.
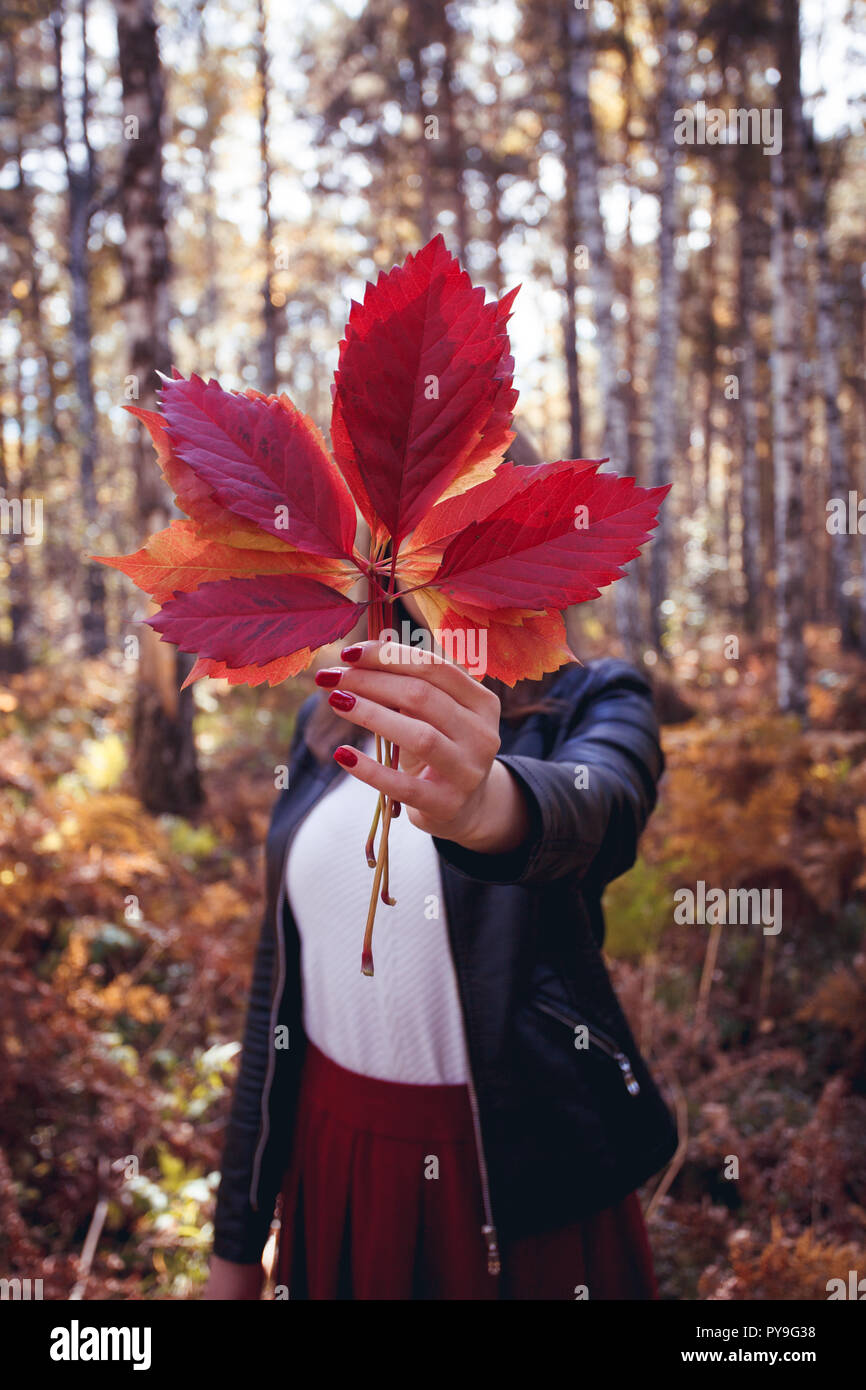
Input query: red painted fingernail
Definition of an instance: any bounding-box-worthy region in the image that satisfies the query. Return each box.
[392,801,402,818]
[341,645,363,662]
[315,668,343,688]
[329,690,356,711]
[333,745,357,768]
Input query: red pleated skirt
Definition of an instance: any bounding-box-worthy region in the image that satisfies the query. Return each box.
[273,1039,659,1300]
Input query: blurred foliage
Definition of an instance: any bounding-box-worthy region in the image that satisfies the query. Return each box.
[604,856,672,958]
[0,656,308,1298]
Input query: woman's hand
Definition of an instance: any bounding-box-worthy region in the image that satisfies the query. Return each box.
[203,1254,264,1300]
[314,639,531,856]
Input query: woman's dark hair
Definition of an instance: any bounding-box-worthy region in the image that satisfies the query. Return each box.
[304,592,573,764]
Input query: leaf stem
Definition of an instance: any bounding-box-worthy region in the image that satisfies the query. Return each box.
[361,794,394,975]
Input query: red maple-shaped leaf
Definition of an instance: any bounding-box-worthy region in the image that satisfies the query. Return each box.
[330,235,518,548]
[160,374,359,559]
[148,574,365,668]
[431,464,671,609]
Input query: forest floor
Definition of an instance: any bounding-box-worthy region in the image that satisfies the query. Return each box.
[1,626,865,1300]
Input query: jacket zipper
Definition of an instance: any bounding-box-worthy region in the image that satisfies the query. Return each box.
[464,1063,501,1277]
[444,920,501,1278]
[249,838,291,1211]
[533,999,641,1097]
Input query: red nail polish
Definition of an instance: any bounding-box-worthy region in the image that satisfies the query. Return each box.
[315,668,343,688]
[392,801,402,818]
[329,690,356,711]
[333,745,358,768]
[341,645,363,662]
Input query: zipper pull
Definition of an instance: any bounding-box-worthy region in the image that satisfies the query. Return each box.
[616,1052,641,1096]
[482,1224,501,1276]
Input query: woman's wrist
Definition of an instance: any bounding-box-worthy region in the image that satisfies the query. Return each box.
[449,758,531,857]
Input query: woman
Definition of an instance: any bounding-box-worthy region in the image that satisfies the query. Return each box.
[205,593,678,1300]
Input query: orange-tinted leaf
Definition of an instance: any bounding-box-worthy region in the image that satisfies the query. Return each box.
[96,519,357,604]
[412,588,576,686]
[182,651,315,689]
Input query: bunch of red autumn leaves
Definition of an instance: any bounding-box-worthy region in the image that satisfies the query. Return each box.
[98,234,669,974]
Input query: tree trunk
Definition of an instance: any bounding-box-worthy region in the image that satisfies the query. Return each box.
[116,0,202,814]
[856,257,866,656]
[2,48,34,672]
[557,6,582,459]
[53,4,107,658]
[648,0,680,651]
[768,0,808,715]
[198,45,219,333]
[255,0,278,395]
[0,351,33,674]
[440,12,469,264]
[704,191,729,584]
[739,173,763,633]
[565,2,641,658]
[406,0,434,245]
[804,117,855,646]
[615,0,642,489]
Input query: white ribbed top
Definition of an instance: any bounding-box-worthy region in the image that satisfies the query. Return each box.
[285,737,471,1084]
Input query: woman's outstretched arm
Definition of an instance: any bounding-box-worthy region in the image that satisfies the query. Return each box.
[319,643,661,889]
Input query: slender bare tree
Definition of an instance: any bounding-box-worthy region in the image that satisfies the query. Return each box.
[255,0,278,395]
[648,0,681,650]
[738,164,765,634]
[440,9,469,263]
[768,0,808,714]
[804,115,855,647]
[53,1,106,657]
[116,0,202,812]
[557,3,582,460]
[564,1,641,657]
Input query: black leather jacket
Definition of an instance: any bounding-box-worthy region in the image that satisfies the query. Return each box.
[211,659,679,1270]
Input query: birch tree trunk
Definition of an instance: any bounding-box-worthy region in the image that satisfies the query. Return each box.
[620,14,641,491]
[768,0,808,715]
[565,1,641,658]
[2,46,35,672]
[804,117,855,646]
[649,0,680,651]
[857,258,866,656]
[440,12,469,264]
[558,3,582,460]
[739,172,763,633]
[116,0,202,813]
[406,0,434,246]
[704,189,726,574]
[255,0,277,395]
[195,2,219,334]
[1,340,34,673]
[53,4,106,657]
